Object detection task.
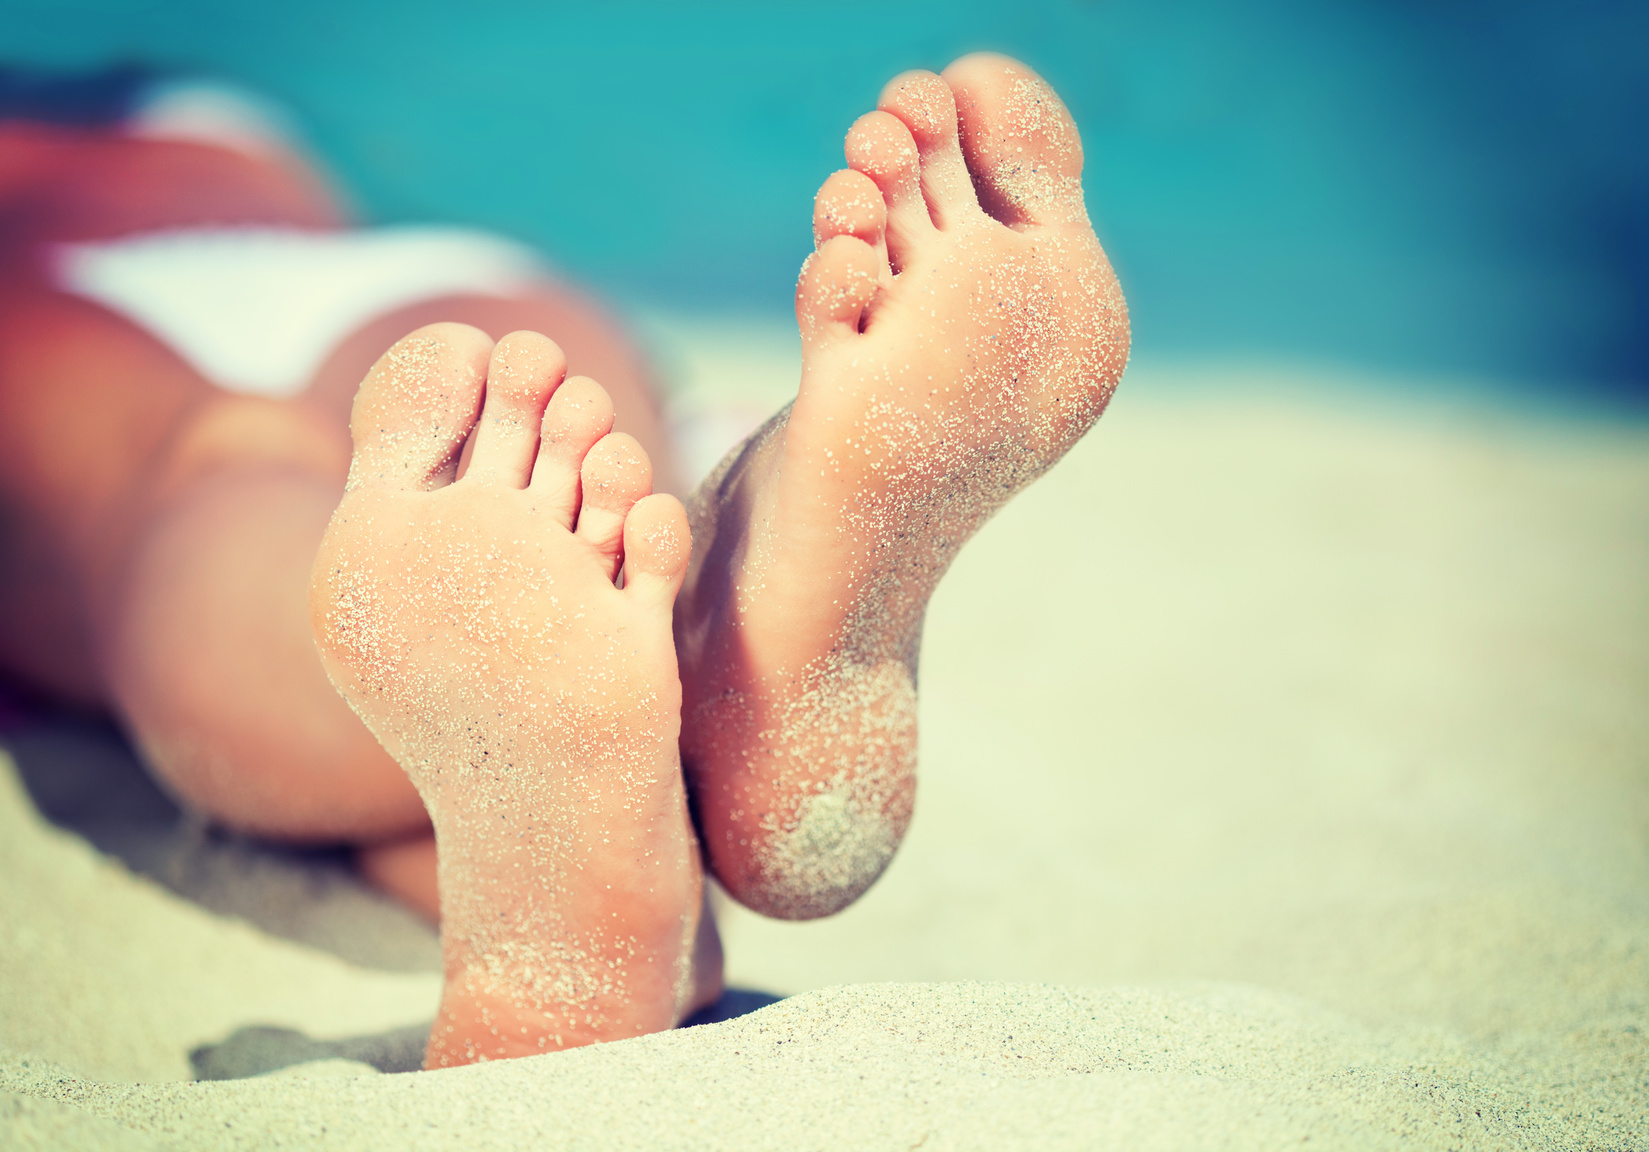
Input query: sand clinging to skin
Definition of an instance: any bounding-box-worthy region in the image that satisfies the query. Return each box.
[3,337,1645,1148]
[748,659,916,919]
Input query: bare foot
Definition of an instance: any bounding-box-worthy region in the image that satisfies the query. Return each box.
[678,54,1129,919]
[310,323,712,1065]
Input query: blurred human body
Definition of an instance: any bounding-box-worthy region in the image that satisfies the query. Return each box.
[0,54,1128,1065]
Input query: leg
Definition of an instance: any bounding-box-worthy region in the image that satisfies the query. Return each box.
[311,324,708,1062]
[3,128,720,996]
[0,281,683,842]
[0,284,425,839]
[85,297,725,1014]
[100,410,428,839]
[676,55,1130,918]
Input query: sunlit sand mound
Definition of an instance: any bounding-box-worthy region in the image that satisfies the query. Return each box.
[1,981,1591,1150]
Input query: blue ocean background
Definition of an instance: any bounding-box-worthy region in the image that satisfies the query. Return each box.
[6,0,1645,405]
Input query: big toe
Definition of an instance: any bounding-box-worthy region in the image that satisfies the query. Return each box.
[941,53,1088,229]
[348,323,492,491]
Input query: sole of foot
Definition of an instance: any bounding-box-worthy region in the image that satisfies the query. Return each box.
[678,53,1129,919]
[310,323,716,1065]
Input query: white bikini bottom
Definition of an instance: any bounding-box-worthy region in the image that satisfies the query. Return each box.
[51,225,550,398]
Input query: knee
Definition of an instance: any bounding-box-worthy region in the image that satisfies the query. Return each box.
[102,468,426,842]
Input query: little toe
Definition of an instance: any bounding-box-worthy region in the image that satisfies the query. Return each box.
[530,375,615,526]
[813,169,891,284]
[575,432,653,580]
[795,234,881,351]
[621,493,691,610]
[941,52,1088,229]
[347,322,492,491]
[844,111,932,269]
[463,331,568,489]
[877,70,979,229]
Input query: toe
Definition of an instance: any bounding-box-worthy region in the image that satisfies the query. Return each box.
[621,493,691,609]
[877,70,980,229]
[463,331,568,489]
[529,375,615,526]
[575,432,653,580]
[813,169,891,285]
[941,52,1088,229]
[844,111,932,270]
[795,234,881,351]
[347,323,492,491]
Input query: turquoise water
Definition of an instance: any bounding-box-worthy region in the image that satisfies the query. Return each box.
[6,0,1644,401]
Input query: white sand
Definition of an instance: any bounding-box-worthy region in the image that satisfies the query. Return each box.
[0,762,440,1085]
[2,329,1646,1148]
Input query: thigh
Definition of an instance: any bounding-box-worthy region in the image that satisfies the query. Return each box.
[0,285,213,699]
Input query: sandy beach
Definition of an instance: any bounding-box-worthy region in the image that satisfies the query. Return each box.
[3,323,1645,1149]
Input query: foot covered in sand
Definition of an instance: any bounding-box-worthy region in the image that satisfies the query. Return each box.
[311,324,708,1065]
[679,54,1130,918]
